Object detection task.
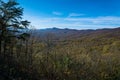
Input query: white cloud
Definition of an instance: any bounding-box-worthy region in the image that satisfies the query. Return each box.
[68,13,85,17]
[52,11,62,16]
[23,14,120,29]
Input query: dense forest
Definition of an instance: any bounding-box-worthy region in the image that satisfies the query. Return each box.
[0,0,120,80]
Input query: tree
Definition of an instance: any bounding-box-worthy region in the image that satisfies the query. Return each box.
[0,0,31,79]
[0,0,30,56]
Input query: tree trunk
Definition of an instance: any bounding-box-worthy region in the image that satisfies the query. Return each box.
[0,40,2,55]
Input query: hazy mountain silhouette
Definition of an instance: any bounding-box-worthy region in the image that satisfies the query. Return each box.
[33,27,120,40]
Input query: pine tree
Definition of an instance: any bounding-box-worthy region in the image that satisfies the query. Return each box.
[0,0,30,56]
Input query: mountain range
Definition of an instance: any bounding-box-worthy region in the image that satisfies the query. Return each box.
[33,27,120,41]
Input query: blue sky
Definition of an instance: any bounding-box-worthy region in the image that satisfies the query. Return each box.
[16,0,120,29]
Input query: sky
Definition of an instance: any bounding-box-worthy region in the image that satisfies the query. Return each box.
[16,0,120,29]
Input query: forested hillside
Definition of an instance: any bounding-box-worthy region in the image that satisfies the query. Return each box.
[0,0,120,80]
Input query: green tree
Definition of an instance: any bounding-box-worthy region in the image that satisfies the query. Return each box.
[0,0,31,79]
[0,0,30,56]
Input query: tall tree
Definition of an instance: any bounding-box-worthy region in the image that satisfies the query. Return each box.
[0,0,30,56]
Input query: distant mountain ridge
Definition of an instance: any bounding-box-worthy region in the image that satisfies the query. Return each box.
[33,27,120,40]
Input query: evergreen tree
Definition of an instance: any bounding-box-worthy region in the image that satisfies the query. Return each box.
[0,0,30,56]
